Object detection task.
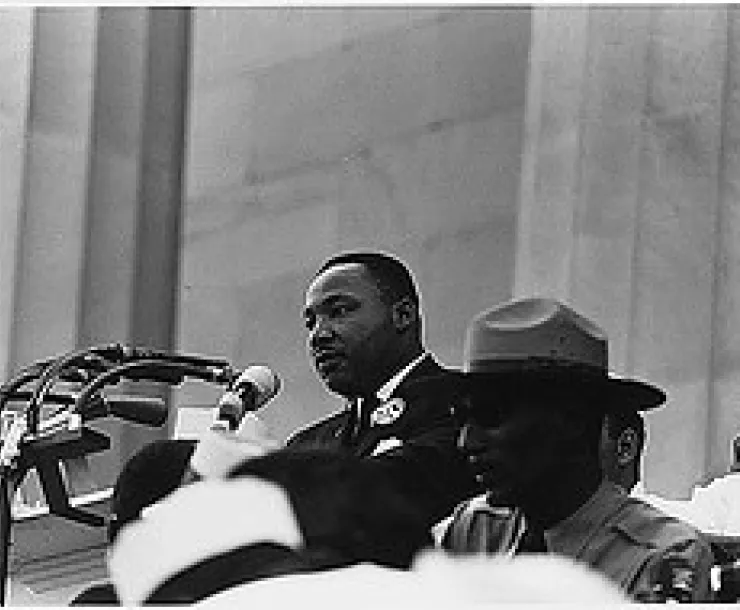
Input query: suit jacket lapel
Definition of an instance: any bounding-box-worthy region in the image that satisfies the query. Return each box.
[401,354,443,385]
[306,403,356,451]
[353,355,444,457]
[354,403,396,456]
[338,400,360,448]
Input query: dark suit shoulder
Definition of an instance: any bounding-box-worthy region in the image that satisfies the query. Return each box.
[285,409,349,448]
[393,361,460,430]
[397,359,459,401]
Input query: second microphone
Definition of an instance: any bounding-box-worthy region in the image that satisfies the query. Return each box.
[212,365,281,431]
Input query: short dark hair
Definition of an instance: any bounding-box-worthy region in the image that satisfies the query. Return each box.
[316,250,420,309]
[227,449,432,569]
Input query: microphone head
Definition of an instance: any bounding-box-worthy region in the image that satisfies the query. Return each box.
[106,396,169,427]
[233,365,281,408]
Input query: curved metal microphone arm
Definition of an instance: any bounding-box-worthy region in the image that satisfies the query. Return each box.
[1,357,110,415]
[71,359,237,418]
[28,344,128,433]
[25,343,233,431]
[0,346,244,606]
[7,343,241,435]
[121,347,234,371]
[0,354,69,418]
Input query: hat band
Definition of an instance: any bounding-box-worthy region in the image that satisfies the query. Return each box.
[466,357,609,377]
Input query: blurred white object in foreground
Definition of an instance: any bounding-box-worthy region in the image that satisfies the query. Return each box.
[411,551,628,604]
[189,413,281,479]
[109,476,302,605]
[198,550,627,607]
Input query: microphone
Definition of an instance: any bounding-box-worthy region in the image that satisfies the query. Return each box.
[186,366,282,480]
[84,394,168,427]
[213,365,281,432]
[37,395,168,435]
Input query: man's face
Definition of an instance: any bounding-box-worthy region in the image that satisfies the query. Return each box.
[303,263,399,398]
[457,394,578,506]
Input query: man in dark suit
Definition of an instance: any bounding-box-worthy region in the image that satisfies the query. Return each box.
[287,251,479,528]
[108,251,477,542]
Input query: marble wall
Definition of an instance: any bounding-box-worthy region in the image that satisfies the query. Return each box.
[180,5,740,499]
[0,8,190,602]
[177,7,531,439]
[3,8,740,601]
[517,6,740,497]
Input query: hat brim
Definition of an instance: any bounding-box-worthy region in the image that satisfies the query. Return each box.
[408,364,665,412]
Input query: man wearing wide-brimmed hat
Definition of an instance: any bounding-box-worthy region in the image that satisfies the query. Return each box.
[425,297,715,601]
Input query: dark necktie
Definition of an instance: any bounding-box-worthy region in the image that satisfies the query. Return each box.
[515,523,547,554]
[346,395,380,445]
[357,395,380,436]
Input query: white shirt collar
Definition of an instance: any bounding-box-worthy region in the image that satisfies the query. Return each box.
[376,352,429,402]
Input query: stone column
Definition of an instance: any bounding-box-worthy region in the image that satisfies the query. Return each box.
[710,6,740,486]
[517,6,733,498]
[0,6,190,496]
[77,7,191,479]
[0,7,34,382]
[6,8,99,506]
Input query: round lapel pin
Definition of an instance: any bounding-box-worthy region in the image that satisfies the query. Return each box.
[370,397,406,427]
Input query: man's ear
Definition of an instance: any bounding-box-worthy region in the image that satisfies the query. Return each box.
[391,297,417,332]
[615,428,640,466]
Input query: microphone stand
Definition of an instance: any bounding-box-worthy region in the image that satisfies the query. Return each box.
[0,345,238,605]
[0,413,30,607]
[0,356,58,607]
[0,468,12,606]
[0,348,112,605]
